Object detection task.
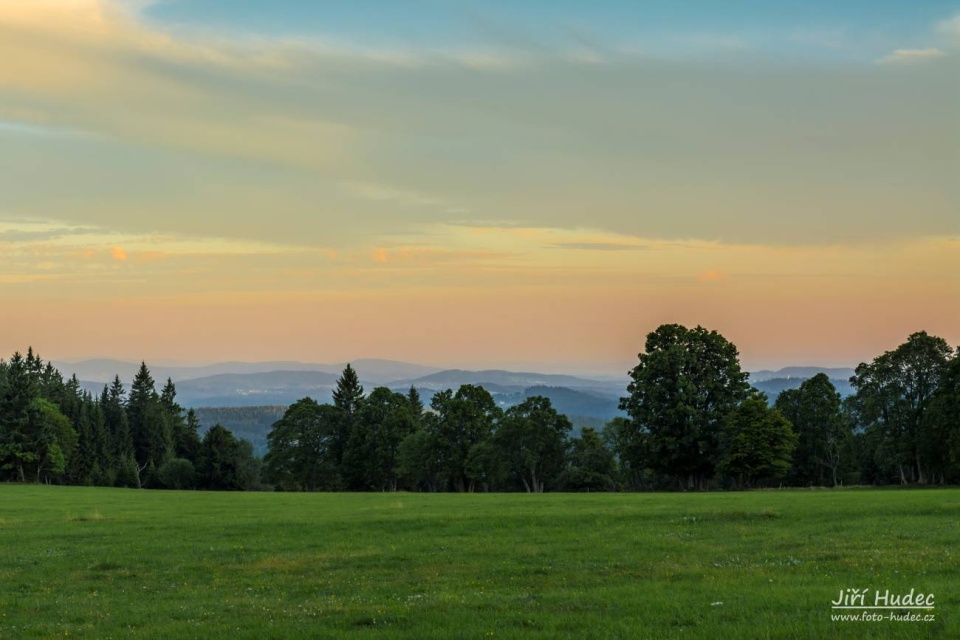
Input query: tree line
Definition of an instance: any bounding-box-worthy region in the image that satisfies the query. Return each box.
[2,325,958,491]
[0,350,259,489]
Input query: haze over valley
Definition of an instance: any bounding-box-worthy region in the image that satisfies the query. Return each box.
[50,356,855,455]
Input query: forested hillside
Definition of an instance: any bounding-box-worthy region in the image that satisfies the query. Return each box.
[2,326,958,491]
[192,406,286,456]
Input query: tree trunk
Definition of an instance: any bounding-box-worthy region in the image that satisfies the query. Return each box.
[521,478,531,493]
[529,470,541,493]
[915,453,926,485]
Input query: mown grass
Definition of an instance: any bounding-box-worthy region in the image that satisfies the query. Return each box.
[0,486,955,638]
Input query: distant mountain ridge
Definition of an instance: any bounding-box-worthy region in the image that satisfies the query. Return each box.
[64,358,859,411]
[751,377,855,401]
[62,360,858,451]
[395,369,615,391]
[748,366,855,383]
[53,358,442,385]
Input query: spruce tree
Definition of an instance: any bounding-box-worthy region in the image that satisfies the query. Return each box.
[103,377,134,464]
[178,409,203,463]
[160,378,200,462]
[407,386,424,424]
[333,364,364,416]
[127,363,172,476]
[0,352,40,482]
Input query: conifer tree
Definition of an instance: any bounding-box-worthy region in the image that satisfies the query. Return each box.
[127,362,172,475]
[333,364,364,416]
[332,364,364,473]
[0,352,40,482]
[102,377,134,464]
[407,386,424,424]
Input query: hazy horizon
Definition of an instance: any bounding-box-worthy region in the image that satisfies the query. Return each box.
[35,352,862,379]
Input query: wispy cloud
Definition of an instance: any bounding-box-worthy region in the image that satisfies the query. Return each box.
[937,14,960,41]
[0,0,956,255]
[877,48,947,65]
[341,182,450,209]
[0,120,95,138]
[550,242,650,252]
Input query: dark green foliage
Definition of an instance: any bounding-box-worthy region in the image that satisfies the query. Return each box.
[103,376,133,462]
[115,454,141,489]
[464,440,509,491]
[620,324,751,489]
[494,396,571,492]
[264,398,342,491]
[0,353,78,484]
[176,408,202,463]
[234,439,262,490]
[332,364,364,417]
[559,427,618,491]
[2,329,957,492]
[197,425,242,490]
[191,406,286,456]
[127,363,172,471]
[775,374,852,486]
[849,331,953,484]
[396,429,444,492]
[429,385,501,492]
[0,352,42,482]
[162,379,200,464]
[923,353,960,483]
[344,387,418,491]
[603,416,649,489]
[157,457,197,490]
[32,399,76,483]
[717,395,797,488]
[407,386,424,424]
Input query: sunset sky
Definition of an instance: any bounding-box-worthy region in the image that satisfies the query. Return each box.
[1,0,957,373]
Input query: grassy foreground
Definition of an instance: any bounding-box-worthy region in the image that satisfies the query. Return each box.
[0,486,955,639]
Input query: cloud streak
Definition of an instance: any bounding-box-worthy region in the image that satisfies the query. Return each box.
[877,48,947,65]
[549,242,650,251]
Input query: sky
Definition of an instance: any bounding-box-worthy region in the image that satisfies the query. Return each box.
[0,0,958,374]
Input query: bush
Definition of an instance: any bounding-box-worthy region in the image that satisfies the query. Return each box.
[157,458,197,490]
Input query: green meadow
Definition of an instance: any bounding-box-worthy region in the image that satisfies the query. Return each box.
[0,486,955,639]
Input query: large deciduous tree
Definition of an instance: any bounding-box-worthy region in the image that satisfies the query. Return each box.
[849,331,953,484]
[346,387,418,491]
[620,324,750,490]
[264,398,342,491]
[430,385,501,492]
[923,352,960,483]
[494,396,571,492]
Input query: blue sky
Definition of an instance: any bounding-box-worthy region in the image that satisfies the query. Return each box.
[144,0,960,61]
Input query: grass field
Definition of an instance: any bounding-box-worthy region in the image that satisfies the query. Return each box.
[0,486,955,639]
